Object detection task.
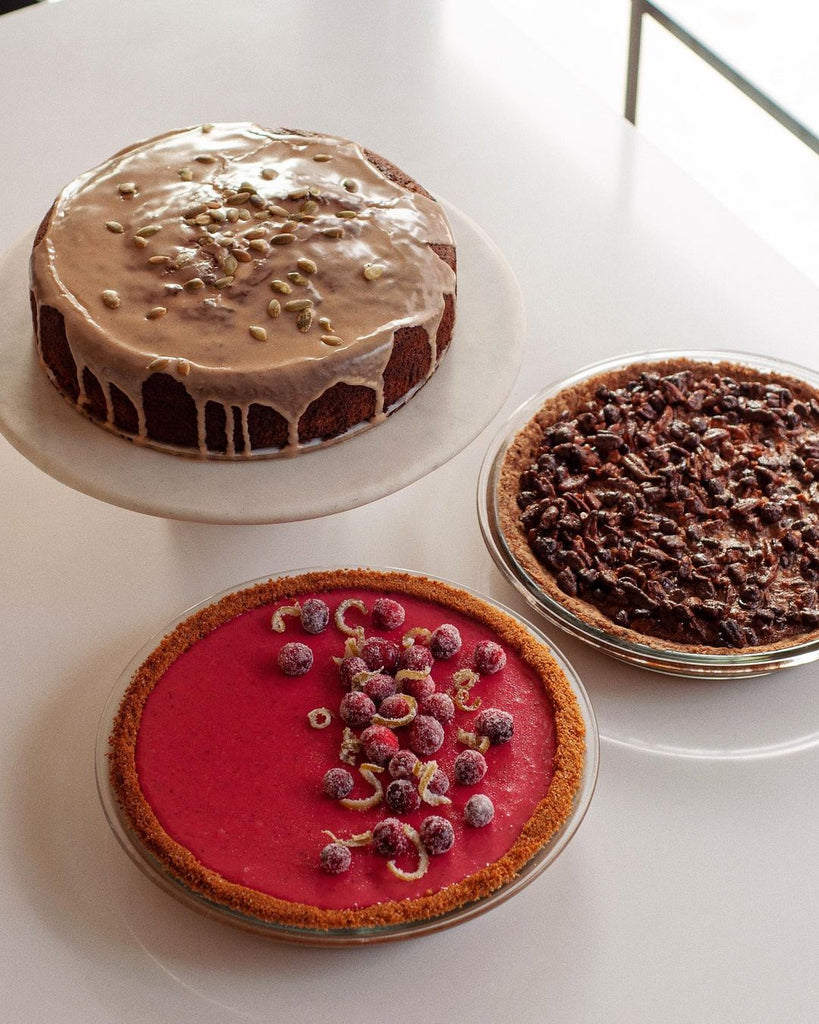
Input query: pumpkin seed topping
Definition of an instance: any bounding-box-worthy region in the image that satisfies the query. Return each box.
[249,325,268,341]
[267,299,282,318]
[147,356,171,370]
[284,298,313,311]
[105,221,124,234]
[117,182,137,195]
[363,262,385,280]
[101,289,121,308]
[177,359,192,376]
[271,233,296,245]
[321,334,344,346]
[297,257,317,275]
[146,306,167,319]
[178,167,193,181]
[270,279,292,294]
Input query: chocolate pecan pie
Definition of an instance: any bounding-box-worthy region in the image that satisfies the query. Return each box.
[498,358,819,653]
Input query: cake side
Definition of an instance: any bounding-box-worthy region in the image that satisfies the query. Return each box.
[30,124,456,458]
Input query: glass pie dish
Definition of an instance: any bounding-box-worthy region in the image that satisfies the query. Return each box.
[95,567,599,946]
[479,349,819,679]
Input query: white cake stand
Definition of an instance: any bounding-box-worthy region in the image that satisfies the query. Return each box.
[0,202,524,524]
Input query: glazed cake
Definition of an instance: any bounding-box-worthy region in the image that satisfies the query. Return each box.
[107,569,586,932]
[30,123,456,457]
[498,358,819,653]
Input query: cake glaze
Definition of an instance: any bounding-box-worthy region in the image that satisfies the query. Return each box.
[108,569,586,931]
[30,124,456,457]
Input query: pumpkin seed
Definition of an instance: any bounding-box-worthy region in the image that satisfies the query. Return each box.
[101,289,120,308]
[105,221,124,234]
[249,325,268,341]
[296,308,314,332]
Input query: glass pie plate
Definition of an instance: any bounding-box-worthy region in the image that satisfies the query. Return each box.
[478,349,819,679]
[95,567,599,946]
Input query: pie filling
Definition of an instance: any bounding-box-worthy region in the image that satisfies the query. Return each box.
[109,571,585,929]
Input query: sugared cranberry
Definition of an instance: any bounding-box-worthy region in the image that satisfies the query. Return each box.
[464,793,495,828]
[454,749,488,786]
[419,815,455,855]
[430,624,462,660]
[360,724,400,765]
[372,597,406,631]
[402,674,435,702]
[408,714,444,756]
[473,639,507,674]
[363,673,396,706]
[428,767,450,796]
[388,749,419,779]
[421,691,455,724]
[322,767,354,799]
[385,778,421,814]
[474,707,514,745]
[372,818,407,857]
[360,636,399,673]
[339,655,368,688]
[277,641,313,676]
[398,645,433,674]
[320,842,352,874]
[339,690,375,728]
[300,598,329,634]
[378,694,413,721]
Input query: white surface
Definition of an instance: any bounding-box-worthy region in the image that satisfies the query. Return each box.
[0,205,522,523]
[1,2,818,1022]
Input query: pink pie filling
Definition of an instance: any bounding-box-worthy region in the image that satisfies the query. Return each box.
[136,587,557,909]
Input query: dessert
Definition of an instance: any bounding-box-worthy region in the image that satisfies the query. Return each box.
[498,357,819,653]
[107,569,586,932]
[30,123,456,457]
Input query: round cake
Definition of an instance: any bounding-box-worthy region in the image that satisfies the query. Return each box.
[107,569,587,932]
[29,123,456,458]
[498,357,819,654]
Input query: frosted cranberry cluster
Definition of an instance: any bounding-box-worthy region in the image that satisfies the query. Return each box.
[272,593,514,879]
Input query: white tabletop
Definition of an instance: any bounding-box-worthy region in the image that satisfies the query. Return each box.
[1,2,817,1021]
